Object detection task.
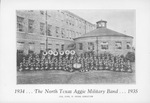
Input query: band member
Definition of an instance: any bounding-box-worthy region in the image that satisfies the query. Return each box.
[114,61,119,72]
[35,61,40,70]
[66,56,70,71]
[104,59,109,70]
[81,56,85,71]
[40,58,44,70]
[35,55,40,70]
[83,55,88,72]
[32,57,36,70]
[90,55,94,70]
[62,56,67,71]
[44,58,48,70]
[22,57,26,71]
[85,55,90,72]
[19,62,23,71]
[69,56,74,72]
[120,58,125,72]
[53,56,58,70]
[51,56,55,70]
[98,57,103,70]
[30,62,34,71]
[58,55,62,70]
[126,60,132,73]
[110,61,114,71]
[24,58,29,71]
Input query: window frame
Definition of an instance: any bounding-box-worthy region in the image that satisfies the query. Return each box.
[127,42,131,49]
[79,43,83,50]
[28,19,34,33]
[40,22,45,35]
[47,24,52,36]
[17,16,24,32]
[101,42,109,50]
[88,42,94,51]
[115,41,122,49]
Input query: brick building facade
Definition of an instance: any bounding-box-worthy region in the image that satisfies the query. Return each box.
[17,10,96,54]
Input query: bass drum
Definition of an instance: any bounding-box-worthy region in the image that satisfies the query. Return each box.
[73,63,81,69]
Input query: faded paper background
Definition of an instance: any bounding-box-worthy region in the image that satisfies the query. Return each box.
[0,0,150,103]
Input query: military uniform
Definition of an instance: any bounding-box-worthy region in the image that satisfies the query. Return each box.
[19,62,23,71]
[94,56,98,70]
[81,56,85,71]
[98,57,103,70]
[40,58,44,70]
[126,60,132,72]
[22,57,26,71]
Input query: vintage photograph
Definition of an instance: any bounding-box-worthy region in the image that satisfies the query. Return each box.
[16,10,135,84]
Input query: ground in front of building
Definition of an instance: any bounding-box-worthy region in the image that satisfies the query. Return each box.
[17,69,135,84]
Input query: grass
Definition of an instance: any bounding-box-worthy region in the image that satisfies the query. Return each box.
[17,70,135,84]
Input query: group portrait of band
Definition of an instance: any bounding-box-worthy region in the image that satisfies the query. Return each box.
[17,50,133,73]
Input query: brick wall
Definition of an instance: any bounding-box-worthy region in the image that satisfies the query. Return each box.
[75,36,133,56]
[16,10,95,54]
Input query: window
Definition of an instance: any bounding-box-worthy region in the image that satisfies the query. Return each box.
[40,10,44,15]
[29,42,34,53]
[17,16,24,32]
[17,50,23,54]
[61,44,64,51]
[40,23,45,35]
[65,29,68,38]
[61,12,64,22]
[101,42,108,50]
[48,44,52,50]
[69,30,72,39]
[88,42,94,51]
[56,44,59,51]
[127,42,131,49]
[56,27,59,37]
[40,43,45,51]
[115,41,122,49]
[17,41,24,50]
[67,29,70,39]
[56,48,59,52]
[28,19,34,33]
[79,43,83,50]
[48,25,52,36]
[61,28,65,38]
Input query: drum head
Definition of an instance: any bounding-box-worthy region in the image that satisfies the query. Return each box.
[73,63,81,69]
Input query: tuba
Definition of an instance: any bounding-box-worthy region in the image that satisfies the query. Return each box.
[43,51,47,56]
[53,51,58,56]
[70,50,75,55]
[65,50,70,55]
[60,51,64,55]
[48,50,54,55]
